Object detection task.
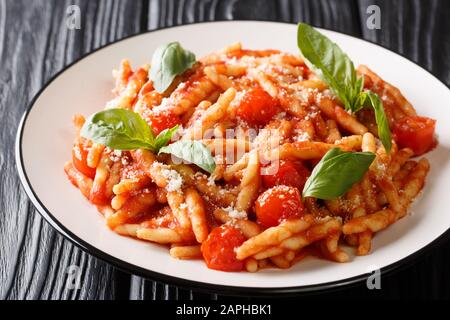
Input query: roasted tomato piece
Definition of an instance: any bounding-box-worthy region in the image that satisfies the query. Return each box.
[393,115,436,155]
[201,225,246,271]
[255,185,304,228]
[236,88,278,126]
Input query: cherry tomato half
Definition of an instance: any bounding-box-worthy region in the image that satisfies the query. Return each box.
[255,185,304,228]
[262,160,310,190]
[72,139,96,179]
[201,225,246,271]
[393,115,436,155]
[147,109,181,135]
[236,88,278,126]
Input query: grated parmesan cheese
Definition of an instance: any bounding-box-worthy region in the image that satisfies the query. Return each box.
[73,145,82,160]
[207,175,215,186]
[153,162,183,192]
[179,202,187,210]
[274,112,287,120]
[294,131,311,142]
[222,206,247,220]
[109,150,123,162]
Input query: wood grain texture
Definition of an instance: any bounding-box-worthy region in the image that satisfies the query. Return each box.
[0,0,142,300]
[0,0,449,300]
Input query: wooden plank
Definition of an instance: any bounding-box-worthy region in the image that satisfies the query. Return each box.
[358,0,450,83]
[356,0,450,299]
[289,0,362,35]
[0,0,143,300]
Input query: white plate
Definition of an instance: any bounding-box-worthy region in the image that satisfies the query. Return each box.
[16,21,450,295]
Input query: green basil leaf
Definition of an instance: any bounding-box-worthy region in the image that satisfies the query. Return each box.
[352,87,368,113]
[302,148,375,200]
[320,147,344,162]
[355,75,365,97]
[297,23,356,111]
[153,125,179,151]
[150,42,196,93]
[351,75,366,112]
[80,108,154,151]
[159,140,216,173]
[366,91,392,153]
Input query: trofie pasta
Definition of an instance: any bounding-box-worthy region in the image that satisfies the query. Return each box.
[65,25,436,272]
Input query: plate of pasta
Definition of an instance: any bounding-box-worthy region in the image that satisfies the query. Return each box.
[16,21,450,294]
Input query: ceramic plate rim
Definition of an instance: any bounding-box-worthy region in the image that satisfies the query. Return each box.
[14,20,450,296]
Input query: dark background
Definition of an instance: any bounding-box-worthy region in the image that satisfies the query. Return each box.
[1,0,449,300]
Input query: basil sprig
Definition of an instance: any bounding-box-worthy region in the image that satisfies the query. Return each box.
[297,23,357,111]
[80,108,215,173]
[302,148,375,200]
[150,42,196,93]
[297,23,392,152]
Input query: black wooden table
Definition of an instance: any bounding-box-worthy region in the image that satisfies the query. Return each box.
[1,0,449,300]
